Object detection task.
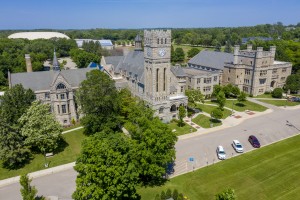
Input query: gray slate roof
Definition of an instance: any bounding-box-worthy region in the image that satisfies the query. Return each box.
[188,50,233,70]
[10,68,93,91]
[135,34,142,42]
[104,51,145,84]
[171,65,186,77]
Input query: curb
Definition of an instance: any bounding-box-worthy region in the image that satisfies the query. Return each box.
[0,162,75,188]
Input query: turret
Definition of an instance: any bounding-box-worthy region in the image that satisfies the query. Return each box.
[247,44,253,51]
[25,54,33,72]
[52,49,60,71]
[233,45,240,64]
[134,34,142,51]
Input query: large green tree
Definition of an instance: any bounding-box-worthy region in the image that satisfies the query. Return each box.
[73,131,140,200]
[285,74,300,93]
[178,105,186,127]
[216,91,226,110]
[77,70,121,135]
[215,188,236,200]
[185,89,204,107]
[70,48,100,68]
[187,48,200,58]
[0,84,35,169]
[19,101,63,154]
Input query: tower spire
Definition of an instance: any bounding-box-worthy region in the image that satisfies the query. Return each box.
[52,49,60,71]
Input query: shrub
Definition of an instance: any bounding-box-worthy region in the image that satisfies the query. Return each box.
[272,88,283,98]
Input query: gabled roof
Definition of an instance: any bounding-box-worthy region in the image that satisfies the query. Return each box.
[104,51,145,84]
[171,65,186,77]
[10,68,93,91]
[135,34,142,42]
[188,50,233,70]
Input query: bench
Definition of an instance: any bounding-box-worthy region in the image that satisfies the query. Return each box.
[46,152,54,157]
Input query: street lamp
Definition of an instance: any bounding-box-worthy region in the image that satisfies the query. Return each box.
[231,100,234,116]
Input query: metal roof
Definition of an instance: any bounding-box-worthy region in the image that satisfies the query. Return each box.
[188,50,233,70]
[10,68,93,91]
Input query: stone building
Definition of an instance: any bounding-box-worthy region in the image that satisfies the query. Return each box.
[101,30,188,122]
[9,51,96,125]
[187,45,292,96]
[186,50,233,95]
[222,44,292,96]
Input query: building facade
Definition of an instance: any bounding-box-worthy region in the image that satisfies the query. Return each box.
[9,51,96,125]
[101,30,188,122]
[222,44,292,96]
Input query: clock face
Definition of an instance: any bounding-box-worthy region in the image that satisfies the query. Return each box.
[158,48,166,57]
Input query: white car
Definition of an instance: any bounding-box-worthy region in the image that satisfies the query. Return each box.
[216,146,226,160]
[232,140,243,153]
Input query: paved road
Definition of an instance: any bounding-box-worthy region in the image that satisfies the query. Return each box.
[1,106,300,199]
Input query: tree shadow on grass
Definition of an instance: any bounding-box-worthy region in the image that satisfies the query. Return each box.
[236,102,246,107]
[53,137,69,154]
[210,118,221,123]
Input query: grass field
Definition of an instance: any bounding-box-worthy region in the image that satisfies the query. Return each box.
[210,100,267,112]
[168,121,197,136]
[138,134,300,200]
[196,103,232,119]
[0,129,86,180]
[257,99,300,107]
[254,93,274,98]
[192,114,222,128]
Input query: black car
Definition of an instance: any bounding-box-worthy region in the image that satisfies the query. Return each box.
[248,135,260,148]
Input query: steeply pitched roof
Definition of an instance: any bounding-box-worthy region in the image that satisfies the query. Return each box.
[52,50,60,71]
[135,34,142,42]
[10,68,93,91]
[171,65,186,77]
[188,50,233,70]
[104,51,145,84]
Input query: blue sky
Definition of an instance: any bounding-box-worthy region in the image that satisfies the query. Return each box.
[0,0,299,29]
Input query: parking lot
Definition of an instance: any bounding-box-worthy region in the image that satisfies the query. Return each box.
[173,107,300,176]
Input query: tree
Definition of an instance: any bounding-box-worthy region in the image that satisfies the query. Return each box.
[20,174,38,200]
[178,106,186,127]
[73,131,140,200]
[231,86,240,97]
[187,48,200,58]
[173,48,185,63]
[130,118,177,186]
[224,41,233,53]
[216,91,226,110]
[185,89,204,107]
[172,189,179,200]
[272,88,283,98]
[0,84,35,125]
[223,84,234,98]
[18,101,63,154]
[70,48,100,68]
[211,108,223,120]
[77,70,121,135]
[160,191,166,200]
[212,85,223,98]
[237,91,247,103]
[214,42,222,52]
[285,74,300,93]
[215,188,236,200]
[0,84,35,169]
[166,189,172,199]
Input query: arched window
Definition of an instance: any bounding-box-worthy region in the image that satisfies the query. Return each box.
[161,38,163,44]
[170,104,177,112]
[165,38,167,44]
[156,68,159,92]
[163,68,166,91]
[159,106,164,114]
[56,83,66,90]
[157,38,160,44]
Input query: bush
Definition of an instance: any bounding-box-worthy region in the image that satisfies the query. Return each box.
[264,91,271,94]
[272,88,283,98]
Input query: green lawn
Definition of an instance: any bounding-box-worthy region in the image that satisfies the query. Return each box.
[173,44,205,62]
[258,99,300,107]
[254,93,274,98]
[192,114,222,128]
[210,100,267,112]
[0,129,86,180]
[196,103,232,119]
[168,122,197,136]
[138,134,300,200]
[63,123,82,131]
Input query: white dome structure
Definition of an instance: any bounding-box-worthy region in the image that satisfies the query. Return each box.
[8,32,70,40]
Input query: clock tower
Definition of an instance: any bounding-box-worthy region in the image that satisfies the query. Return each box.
[144,30,172,121]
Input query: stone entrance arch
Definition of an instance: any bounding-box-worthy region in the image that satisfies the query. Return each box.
[170,104,177,112]
[270,80,276,88]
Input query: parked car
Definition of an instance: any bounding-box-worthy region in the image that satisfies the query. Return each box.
[216,146,226,160]
[289,97,300,102]
[232,140,243,153]
[248,135,261,148]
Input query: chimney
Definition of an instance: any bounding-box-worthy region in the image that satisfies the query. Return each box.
[270,46,276,57]
[247,44,252,51]
[256,47,263,58]
[25,54,33,72]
